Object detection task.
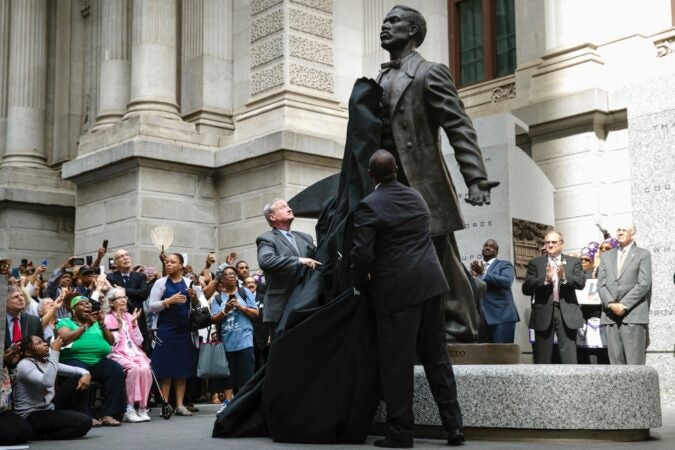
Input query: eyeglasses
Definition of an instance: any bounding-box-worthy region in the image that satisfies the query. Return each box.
[111,296,128,301]
[544,240,559,244]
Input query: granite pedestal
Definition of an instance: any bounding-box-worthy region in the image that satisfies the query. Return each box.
[373,364,661,442]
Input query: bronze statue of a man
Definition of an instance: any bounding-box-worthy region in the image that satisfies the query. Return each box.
[377,4,499,342]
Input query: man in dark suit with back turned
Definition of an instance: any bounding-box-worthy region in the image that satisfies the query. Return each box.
[377,5,499,342]
[107,249,149,348]
[256,198,321,332]
[523,231,586,364]
[351,150,464,448]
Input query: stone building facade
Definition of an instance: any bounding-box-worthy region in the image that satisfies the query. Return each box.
[0,1,673,401]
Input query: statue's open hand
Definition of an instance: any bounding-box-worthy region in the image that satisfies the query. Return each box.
[465,180,500,206]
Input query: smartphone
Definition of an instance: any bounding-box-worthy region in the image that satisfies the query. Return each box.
[102,239,108,252]
[86,255,93,265]
[11,267,20,278]
[72,257,85,266]
[91,300,101,312]
[21,258,28,265]
[41,258,48,268]
[108,258,115,270]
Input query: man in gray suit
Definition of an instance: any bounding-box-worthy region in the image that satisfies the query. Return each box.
[377,5,499,342]
[257,199,320,331]
[598,223,652,364]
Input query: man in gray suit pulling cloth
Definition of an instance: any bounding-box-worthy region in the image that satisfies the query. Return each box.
[598,223,652,364]
[257,199,321,333]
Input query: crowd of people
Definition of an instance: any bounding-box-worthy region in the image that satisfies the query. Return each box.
[468,224,651,367]
[1,248,269,445]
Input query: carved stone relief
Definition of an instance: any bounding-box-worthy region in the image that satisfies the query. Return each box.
[655,39,674,58]
[512,218,552,279]
[251,63,285,95]
[251,0,283,16]
[289,8,332,39]
[491,82,516,103]
[290,0,333,13]
[250,8,284,42]
[289,63,333,92]
[289,35,332,66]
[251,36,285,68]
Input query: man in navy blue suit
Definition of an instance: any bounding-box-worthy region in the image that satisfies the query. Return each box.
[470,239,519,343]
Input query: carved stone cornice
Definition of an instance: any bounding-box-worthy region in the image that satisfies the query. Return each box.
[491,82,516,103]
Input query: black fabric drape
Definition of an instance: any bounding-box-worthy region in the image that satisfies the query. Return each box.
[213,78,383,443]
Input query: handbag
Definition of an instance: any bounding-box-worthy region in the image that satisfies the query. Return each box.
[197,330,230,379]
[190,304,212,330]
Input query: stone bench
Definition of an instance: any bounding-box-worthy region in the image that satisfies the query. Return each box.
[374,365,662,442]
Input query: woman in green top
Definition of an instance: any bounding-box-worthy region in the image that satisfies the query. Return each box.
[56,296,126,426]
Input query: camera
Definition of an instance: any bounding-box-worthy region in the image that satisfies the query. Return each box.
[90,300,101,312]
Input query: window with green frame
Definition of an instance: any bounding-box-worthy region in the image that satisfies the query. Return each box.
[448,0,516,88]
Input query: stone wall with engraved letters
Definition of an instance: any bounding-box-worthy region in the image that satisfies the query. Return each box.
[621,73,675,406]
[442,114,555,352]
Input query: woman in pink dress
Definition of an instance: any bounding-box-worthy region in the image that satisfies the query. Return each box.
[104,287,152,423]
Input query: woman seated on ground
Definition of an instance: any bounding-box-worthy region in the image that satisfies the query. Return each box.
[1,344,32,446]
[210,266,258,406]
[56,295,126,426]
[104,287,152,423]
[13,335,92,439]
[148,253,200,416]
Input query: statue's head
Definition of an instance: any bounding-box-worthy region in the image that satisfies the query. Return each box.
[381,5,427,52]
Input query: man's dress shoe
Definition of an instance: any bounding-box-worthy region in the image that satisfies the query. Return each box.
[447,429,465,446]
[373,436,414,448]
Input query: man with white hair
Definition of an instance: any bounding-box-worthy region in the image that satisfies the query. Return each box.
[256,199,320,331]
[597,223,652,364]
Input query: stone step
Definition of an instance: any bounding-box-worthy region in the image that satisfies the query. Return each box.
[374,364,661,442]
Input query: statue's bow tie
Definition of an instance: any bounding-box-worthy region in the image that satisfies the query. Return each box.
[381,59,401,70]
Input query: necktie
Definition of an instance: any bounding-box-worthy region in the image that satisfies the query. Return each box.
[122,274,129,286]
[381,59,401,70]
[550,259,559,303]
[481,262,490,279]
[617,250,627,275]
[12,316,22,344]
[285,232,300,255]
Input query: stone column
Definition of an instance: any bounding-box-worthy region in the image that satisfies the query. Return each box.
[95,0,130,129]
[181,0,233,135]
[249,0,335,99]
[3,0,47,167]
[0,0,9,159]
[125,0,180,119]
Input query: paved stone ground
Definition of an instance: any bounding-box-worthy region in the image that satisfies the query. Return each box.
[21,405,675,450]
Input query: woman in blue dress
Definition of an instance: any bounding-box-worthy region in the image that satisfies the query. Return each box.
[148,253,199,416]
